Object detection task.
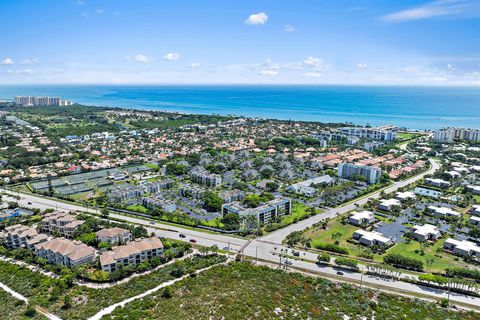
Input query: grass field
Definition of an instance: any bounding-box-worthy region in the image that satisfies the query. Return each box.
[101,262,479,320]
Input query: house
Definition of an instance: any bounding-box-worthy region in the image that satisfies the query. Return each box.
[466,185,480,195]
[395,191,416,202]
[443,238,480,258]
[34,238,96,267]
[412,224,441,242]
[221,197,291,225]
[40,211,85,238]
[427,206,461,219]
[470,205,480,216]
[348,210,375,227]
[424,178,451,189]
[469,216,480,226]
[377,198,402,211]
[352,229,393,248]
[99,237,164,272]
[96,227,131,245]
[286,175,334,197]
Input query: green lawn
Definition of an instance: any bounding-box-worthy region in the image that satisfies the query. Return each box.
[280,202,317,225]
[126,204,149,213]
[384,238,470,272]
[305,217,368,257]
[101,262,479,320]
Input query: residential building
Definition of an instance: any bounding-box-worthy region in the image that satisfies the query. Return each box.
[424,178,451,189]
[377,198,402,211]
[364,141,384,152]
[395,191,416,202]
[427,206,461,219]
[0,224,47,249]
[34,238,96,267]
[434,127,480,143]
[443,238,480,258]
[339,126,398,141]
[39,211,85,238]
[221,197,291,225]
[347,210,375,227]
[469,216,480,226]
[412,224,441,242]
[466,185,480,195]
[142,195,177,213]
[99,237,164,272]
[286,175,334,197]
[352,229,393,248]
[96,227,132,245]
[14,96,68,107]
[219,190,244,203]
[190,167,222,187]
[337,162,382,184]
[470,205,480,216]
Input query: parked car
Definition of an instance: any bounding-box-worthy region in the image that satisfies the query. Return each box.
[149,221,155,225]
[189,239,197,243]
[179,233,186,238]
[292,251,300,257]
[336,271,344,276]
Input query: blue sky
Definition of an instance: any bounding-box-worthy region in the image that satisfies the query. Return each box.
[0,0,479,85]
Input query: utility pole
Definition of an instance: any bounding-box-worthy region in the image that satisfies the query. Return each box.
[255,246,258,264]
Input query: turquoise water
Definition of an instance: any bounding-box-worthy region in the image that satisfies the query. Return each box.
[0,85,479,130]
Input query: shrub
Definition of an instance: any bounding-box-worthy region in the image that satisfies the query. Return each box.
[334,257,358,270]
[383,253,423,271]
[314,243,349,255]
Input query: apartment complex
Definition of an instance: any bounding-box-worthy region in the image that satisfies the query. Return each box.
[99,237,164,272]
[142,195,177,212]
[190,167,222,187]
[352,229,393,248]
[339,126,398,141]
[221,197,291,225]
[39,211,85,238]
[0,224,48,249]
[96,227,132,245]
[14,96,73,107]
[434,127,480,143]
[347,210,375,227]
[337,162,382,184]
[444,238,480,258]
[34,238,96,267]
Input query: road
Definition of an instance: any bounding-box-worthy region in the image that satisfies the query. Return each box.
[260,158,440,243]
[6,159,479,310]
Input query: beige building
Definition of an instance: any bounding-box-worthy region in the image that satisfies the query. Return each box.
[40,211,85,238]
[96,227,131,245]
[99,237,164,272]
[34,238,96,267]
[0,224,48,249]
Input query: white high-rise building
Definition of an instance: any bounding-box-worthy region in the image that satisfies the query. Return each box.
[14,96,71,107]
[434,127,480,143]
[338,162,382,184]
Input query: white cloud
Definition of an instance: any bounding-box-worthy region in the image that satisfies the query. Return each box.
[260,69,279,76]
[1,58,14,65]
[447,63,457,71]
[303,57,325,69]
[75,0,86,5]
[132,54,153,63]
[190,62,201,68]
[15,69,35,74]
[114,11,120,16]
[20,59,38,65]
[163,52,180,61]
[284,24,295,32]
[356,63,368,69]
[96,9,104,14]
[305,72,322,78]
[382,0,480,22]
[245,12,268,25]
[81,11,90,18]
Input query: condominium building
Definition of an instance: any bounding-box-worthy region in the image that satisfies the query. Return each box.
[39,211,85,238]
[14,96,68,107]
[0,224,48,249]
[352,229,393,248]
[412,224,441,242]
[34,238,96,267]
[427,206,461,219]
[96,227,132,245]
[444,238,480,258]
[99,237,164,272]
[434,127,480,143]
[286,175,334,197]
[337,162,381,184]
[424,178,451,189]
[221,197,291,225]
[339,126,398,141]
[377,198,402,211]
[190,167,222,187]
[142,195,177,213]
[347,210,375,227]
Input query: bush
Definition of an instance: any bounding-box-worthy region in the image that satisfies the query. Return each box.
[383,253,423,271]
[314,243,349,255]
[334,257,358,270]
[317,253,330,264]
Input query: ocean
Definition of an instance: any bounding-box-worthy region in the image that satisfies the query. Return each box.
[0,85,479,130]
